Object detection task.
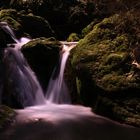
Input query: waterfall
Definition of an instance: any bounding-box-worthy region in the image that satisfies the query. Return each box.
[0,22,77,107]
[1,22,46,107]
[0,22,30,49]
[46,44,76,104]
[4,47,46,107]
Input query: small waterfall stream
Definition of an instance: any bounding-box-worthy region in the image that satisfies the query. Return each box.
[46,44,75,104]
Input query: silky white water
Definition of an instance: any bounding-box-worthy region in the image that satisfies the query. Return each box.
[4,47,46,106]
[46,44,75,104]
[1,104,139,140]
[1,22,45,107]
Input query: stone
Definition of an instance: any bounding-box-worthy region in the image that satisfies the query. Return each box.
[71,12,140,126]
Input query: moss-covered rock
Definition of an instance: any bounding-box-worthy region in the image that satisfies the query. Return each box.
[81,20,101,38]
[8,0,110,39]
[0,9,55,38]
[94,96,140,127]
[71,12,140,126]
[0,105,16,131]
[19,14,55,38]
[22,37,61,91]
[67,33,79,42]
[1,0,140,40]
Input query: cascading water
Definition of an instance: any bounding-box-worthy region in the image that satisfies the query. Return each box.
[4,47,46,107]
[1,22,46,107]
[0,22,31,50]
[46,44,75,104]
[0,22,19,43]
[0,22,76,107]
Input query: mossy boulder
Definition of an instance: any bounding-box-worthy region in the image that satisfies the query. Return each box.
[19,14,55,38]
[1,0,140,40]
[71,12,140,126]
[8,0,108,39]
[0,105,16,131]
[22,37,61,91]
[94,96,140,127]
[0,9,55,38]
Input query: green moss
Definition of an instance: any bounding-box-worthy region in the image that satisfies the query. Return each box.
[0,16,22,31]
[95,96,140,127]
[0,105,16,130]
[23,37,60,49]
[72,12,140,92]
[76,77,81,95]
[0,9,18,19]
[0,9,55,38]
[67,33,80,42]
[81,20,100,37]
[70,12,140,126]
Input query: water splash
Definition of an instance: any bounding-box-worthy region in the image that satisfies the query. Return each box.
[46,44,76,104]
[15,37,31,50]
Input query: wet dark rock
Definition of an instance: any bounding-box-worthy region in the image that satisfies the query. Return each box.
[22,37,61,91]
[19,14,55,38]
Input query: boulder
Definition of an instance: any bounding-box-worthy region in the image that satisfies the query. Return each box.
[22,37,61,91]
[0,9,55,38]
[1,1,140,40]
[19,14,55,38]
[8,0,106,39]
[71,12,140,126]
